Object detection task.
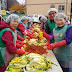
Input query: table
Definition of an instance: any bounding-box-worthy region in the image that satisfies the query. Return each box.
[42,50,63,72]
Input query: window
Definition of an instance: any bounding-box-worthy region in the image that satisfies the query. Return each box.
[59,5,65,11]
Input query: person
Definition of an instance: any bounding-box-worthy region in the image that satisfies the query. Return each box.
[46,8,58,34]
[40,16,48,31]
[27,17,34,29]
[0,14,25,72]
[45,8,58,44]
[66,20,71,25]
[43,13,72,72]
[16,16,27,38]
[26,17,30,29]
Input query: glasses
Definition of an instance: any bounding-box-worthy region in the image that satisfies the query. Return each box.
[49,13,56,16]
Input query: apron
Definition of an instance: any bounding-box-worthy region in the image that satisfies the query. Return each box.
[53,24,72,68]
[0,28,17,67]
[23,23,27,38]
[48,20,56,43]
[17,21,27,38]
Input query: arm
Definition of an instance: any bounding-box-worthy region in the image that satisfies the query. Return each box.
[47,27,72,50]
[17,33,25,41]
[65,27,72,45]
[27,29,34,33]
[2,31,25,55]
[16,40,26,48]
[43,31,54,40]
[18,24,25,32]
[47,40,67,50]
[45,21,51,34]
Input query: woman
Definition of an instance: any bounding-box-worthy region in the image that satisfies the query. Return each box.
[0,14,25,72]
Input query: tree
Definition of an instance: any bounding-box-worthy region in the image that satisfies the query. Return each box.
[9,5,26,14]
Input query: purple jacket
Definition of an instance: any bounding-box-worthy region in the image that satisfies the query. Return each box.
[49,27,72,45]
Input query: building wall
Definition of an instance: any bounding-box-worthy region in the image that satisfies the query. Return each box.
[26,0,71,19]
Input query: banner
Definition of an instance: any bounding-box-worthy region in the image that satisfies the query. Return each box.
[1,10,6,15]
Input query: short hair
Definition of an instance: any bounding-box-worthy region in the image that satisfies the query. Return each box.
[54,13,67,22]
[6,14,20,24]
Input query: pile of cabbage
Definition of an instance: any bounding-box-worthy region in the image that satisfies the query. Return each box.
[6,53,54,72]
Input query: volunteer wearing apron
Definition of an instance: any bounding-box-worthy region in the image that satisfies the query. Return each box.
[43,13,72,72]
[17,16,27,38]
[0,14,25,72]
[45,8,58,44]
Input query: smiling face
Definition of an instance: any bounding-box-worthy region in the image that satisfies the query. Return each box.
[49,11,56,20]
[10,20,19,29]
[55,18,66,27]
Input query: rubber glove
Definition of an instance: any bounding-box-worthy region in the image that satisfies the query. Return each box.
[16,43,22,48]
[16,49,25,55]
[27,29,34,33]
[16,41,26,48]
[47,40,67,50]
[25,30,35,38]
[45,40,50,46]
[17,34,25,41]
[16,40,20,43]
[27,33,35,38]
[43,32,50,39]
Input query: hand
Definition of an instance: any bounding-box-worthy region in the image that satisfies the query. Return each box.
[16,43,22,48]
[16,49,25,55]
[22,31,27,35]
[16,41,26,48]
[27,33,35,38]
[42,31,50,39]
[45,43,50,46]
[21,38,25,41]
[47,43,56,50]
[27,29,34,33]
[45,40,50,46]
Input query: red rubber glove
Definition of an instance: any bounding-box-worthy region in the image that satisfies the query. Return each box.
[17,34,25,41]
[16,41,26,49]
[45,40,50,46]
[20,42,26,46]
[16,40,20,43]
[27,33,35,38]
[27,29,34,33]
[16,40,25,44]
[21,38,25,41]
[39,27,42,30]
[16,43,22,48]
[47,40,67,50]
[16,49,25,55]
[43,32,50,39]
[24,30,35,38]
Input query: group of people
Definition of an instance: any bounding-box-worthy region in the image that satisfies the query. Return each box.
[0,13,35,72]
[0,8,72,72]
[39,8,72,72]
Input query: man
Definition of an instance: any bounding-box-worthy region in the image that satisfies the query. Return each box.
[46,8,58,34]
[45,8,58,43]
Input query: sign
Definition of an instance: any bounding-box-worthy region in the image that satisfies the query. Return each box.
[1,10,6,15]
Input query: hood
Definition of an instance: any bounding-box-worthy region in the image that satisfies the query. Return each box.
[0,21,15,31]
